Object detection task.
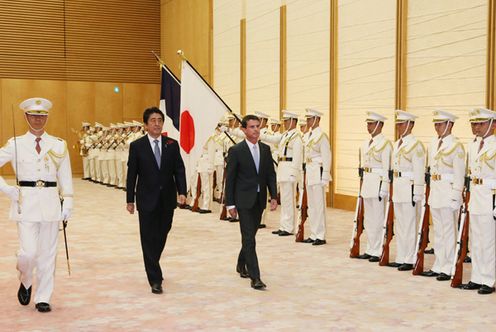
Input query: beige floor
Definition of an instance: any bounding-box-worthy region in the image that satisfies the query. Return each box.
[0,179,494,331]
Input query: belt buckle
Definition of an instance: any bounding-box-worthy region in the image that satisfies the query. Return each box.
[393,171,400,178]
[35,180,44,188]
[432,174,440,181]
[473,178,482,185]
[363,167,371,173]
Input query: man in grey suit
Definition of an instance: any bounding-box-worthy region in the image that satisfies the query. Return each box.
[225,114,278,290]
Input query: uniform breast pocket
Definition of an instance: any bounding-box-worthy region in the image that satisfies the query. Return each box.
[18,158,37,177]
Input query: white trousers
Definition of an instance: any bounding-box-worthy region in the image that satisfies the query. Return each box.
[363,197,385,257]
[393,202,419,264]
[95,157,102,182]
[17,221,59,304]
[279,181,296,233]
[82,156,90,179]
[122,159,128,186]
[100,159,109,184]
[307,184,326,240]
[108,158,116,185]
[469,214,496,286]
[89,158,96,180]
[214,165,223,199]
[115,157,124,188]
[199,172,212,210]
[430,207,456,275]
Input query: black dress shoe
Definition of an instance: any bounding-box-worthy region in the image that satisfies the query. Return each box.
[151,283,163,294]
[357,253,371,260]
[462,281,482,290]
[251,278,267,290]
[258,224,266,229]
[478,284,495,294]
[17,283,31,306]
[229,218,239,223]
[424,248,434,254]
[278,231,293,236]
[464,256,472,263]
[436,273,451,281]
[420,270,439,277]
[387,262,401,268]
[35,302,51,313]
[302,238,314,243]
[368,256,380,262]
[312,239,326,246]
[398,263,413,271]
[198,209,212,214]
[236,265,250,278]
[272,229,282,235]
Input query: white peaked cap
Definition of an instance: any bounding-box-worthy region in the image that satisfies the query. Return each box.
[20,97,52,115]
[469,107,496,123]
[269,118,281,125]
[94,122,103,128]
[305,108,323,118]
[365,111,387,122]
[82,121,91,127]
[432,110,458,123]
[282,111,299,120]
[395,110,418,123]
[255,111,270,119]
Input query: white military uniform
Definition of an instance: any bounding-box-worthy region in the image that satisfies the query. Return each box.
[0,98,73,306]
[79,122,91,179]
[275,112,303,234]
[191,135,216,211]
[391,110,425,265]
[360,112,392,257]
[304,108,331,242]
[427,111,465,276]
[213,128,227,200]
[467,108,496,288]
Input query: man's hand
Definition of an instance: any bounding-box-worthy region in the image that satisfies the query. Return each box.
[127,203,135,214]
[269,198,278,211]
[178,195,186,205]
[229,207,238,219]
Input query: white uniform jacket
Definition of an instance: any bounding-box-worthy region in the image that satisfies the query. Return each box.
[469,135,496,215]
[277,129,303,183]
[0,132,73,222]
[392,134,426,203]
[305,127,331,186]
[360,134,392,199]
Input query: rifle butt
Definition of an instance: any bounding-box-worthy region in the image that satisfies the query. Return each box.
[412,255,424,275]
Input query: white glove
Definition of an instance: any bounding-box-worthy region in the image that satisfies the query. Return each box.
[321,173,331,186]
[62,208,72,221]
[4,185,19,201]
[450,199,461,211]
[220,125,228,133]
[413,194,423,203]
[379,188,388,199]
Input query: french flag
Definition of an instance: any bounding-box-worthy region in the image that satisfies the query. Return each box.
[160,65,181,140]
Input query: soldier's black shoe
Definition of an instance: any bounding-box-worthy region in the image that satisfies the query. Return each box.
[436,273,451,281]
[357,253,371,260]
[278,231,293,236]
[424,248,434,254]
[35,302,51,313]
[368,256,380,262]
[17,283,31,306]
[258,224,266,229]
[464,256,472,263]
[387,262,401,268]
[302,238,314,243]
[272,229,282,235]
[229,218,239,223]
[312,239,326,246]
[420,270,439,277]
[198,209,212,214]
[462,281,482,290]
[398,263,413,271]
[478,285,495,294]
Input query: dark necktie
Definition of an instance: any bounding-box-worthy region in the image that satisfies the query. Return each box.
[368,139,373,147]
[437,139,443,151]
[398,138,403,148]
[478,139,484,153]
[153,139,161,168]
[35,137,41,154]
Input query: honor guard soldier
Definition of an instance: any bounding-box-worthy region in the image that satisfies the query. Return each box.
[0,98,73,312]
[79,122,91,180]
[302,108,331,245]
[420,111,465,280]
[462,107,496,294]
[271,111,303,236]
[88,122,103,182]
[356,112,392,262]
[390,110,426,271]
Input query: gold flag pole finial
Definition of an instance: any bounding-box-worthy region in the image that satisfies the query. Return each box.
[177,49,188,61]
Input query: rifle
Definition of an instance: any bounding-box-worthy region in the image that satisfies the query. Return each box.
[349,150,364,257]
[412,168,431,275]
[219,164,229,220]
[190,173,202,212]
[379,171,394,266]
[295,168,308,242]
[451,169,471,288]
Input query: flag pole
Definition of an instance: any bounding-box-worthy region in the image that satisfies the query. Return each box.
[176,50,242,123]
[151,50,181,85]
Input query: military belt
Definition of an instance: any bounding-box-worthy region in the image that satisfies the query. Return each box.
[19,181,57,188]
[278,157,293,162]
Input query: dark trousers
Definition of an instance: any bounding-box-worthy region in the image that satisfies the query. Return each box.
[138,204,174,286]
[237,194,264,280]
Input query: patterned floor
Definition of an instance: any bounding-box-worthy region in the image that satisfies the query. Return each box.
[0,179,494,331]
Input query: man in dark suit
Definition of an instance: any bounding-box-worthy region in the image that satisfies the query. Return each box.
[126,107,187,294]
[225,114,278,290]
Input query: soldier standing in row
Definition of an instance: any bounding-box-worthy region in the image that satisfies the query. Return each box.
[0,98,73,312]
[356,112,392,262]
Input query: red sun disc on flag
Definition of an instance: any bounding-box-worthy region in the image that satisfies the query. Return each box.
[180,110,195,153]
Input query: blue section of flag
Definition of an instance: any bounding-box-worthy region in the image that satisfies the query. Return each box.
[161,66,181,131]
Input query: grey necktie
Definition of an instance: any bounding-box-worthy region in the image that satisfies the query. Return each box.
[154,139,161,168]
[253,144,260,173]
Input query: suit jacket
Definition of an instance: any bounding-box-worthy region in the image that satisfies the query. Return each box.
[225,140,277,210]
[126,135,187,212]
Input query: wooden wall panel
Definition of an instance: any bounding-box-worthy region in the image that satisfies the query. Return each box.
[94,83,124,125]
[123,83,161,122]
[161,0,212,83]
